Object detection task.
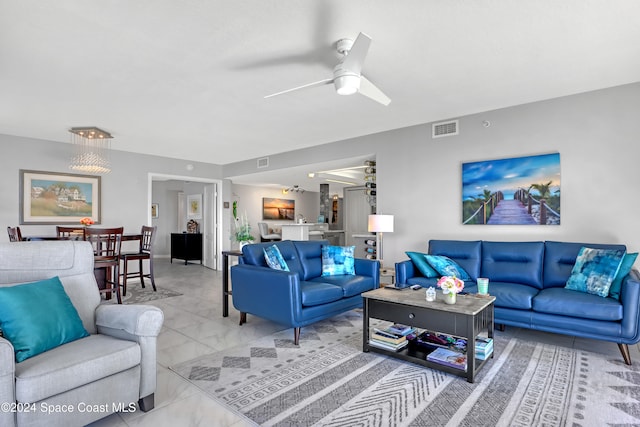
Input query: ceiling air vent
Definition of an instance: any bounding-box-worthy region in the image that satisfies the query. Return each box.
[257,157,269,169]
[432,120,459,138]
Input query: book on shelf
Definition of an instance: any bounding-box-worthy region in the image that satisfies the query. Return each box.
[372,328,407,345]
[387,323,414,336]
[427,347,467,370]
[369,338,408,352]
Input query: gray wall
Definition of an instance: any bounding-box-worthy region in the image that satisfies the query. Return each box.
[3,82,639,269]
[229,183,320,249]
[0,135,224,247]
[224,82,640,267]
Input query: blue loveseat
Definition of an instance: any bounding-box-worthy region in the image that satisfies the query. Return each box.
[396,240,640,364]
[231,240,380,344]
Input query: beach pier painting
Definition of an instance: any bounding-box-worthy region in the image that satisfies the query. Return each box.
[462,153,560,225]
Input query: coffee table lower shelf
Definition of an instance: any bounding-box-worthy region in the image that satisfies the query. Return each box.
[365,344,492,381]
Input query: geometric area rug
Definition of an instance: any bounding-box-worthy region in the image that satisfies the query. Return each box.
[171,310,640,427]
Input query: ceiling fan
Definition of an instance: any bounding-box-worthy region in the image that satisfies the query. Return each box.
[265,32,391,106]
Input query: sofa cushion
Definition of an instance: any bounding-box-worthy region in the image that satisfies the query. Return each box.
[565,247,625,297]
[533,288,623,321]
[487,282,539,310]
[481,241,544,288]
[294,240,328,280]
[424,255,471,280]
[321,245,356,276]
[405,252,439,278]
[428,240,481,280]
[242,241,304,278]
[299,281,344,307]
[15,334,140,403]
[543,241,626,288]
[0,276,90,363]
[609,252,638,300]
[263,245,289,271]
[310,275,375,298]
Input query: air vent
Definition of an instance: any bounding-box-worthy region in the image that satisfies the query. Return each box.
[257,157,269,168]
[432,120,459,138]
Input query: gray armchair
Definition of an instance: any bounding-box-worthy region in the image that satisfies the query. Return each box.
[0,241,164,427]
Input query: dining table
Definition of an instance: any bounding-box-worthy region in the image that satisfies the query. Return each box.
[21,232,143,300]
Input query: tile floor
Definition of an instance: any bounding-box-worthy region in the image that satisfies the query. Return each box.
[88,259,640,426]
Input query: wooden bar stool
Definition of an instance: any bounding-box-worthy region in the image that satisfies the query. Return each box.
[120,226,157,296]
[85,226,124,303]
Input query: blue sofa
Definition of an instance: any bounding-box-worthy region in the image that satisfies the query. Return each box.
[396,240,640,364]
[230,240,380,344]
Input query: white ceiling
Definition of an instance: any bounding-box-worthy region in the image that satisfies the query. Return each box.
[2,1,639,188]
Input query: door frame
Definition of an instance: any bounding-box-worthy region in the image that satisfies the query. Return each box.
[148,173,222,270]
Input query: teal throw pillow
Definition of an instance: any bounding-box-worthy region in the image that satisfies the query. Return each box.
[263,245,289,271]
[406,252,439,278]
[565,247,625,298]
[608,252,638,300]
[322,245,356,276]
[424,255,471,281]
[0,276,89,363]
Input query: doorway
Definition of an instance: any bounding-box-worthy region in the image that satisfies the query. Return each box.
[148,173,222,270]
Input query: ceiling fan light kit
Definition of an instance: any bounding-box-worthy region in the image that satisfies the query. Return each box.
[265,32,390,105]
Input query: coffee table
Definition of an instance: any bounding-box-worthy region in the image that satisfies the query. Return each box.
[362,287,495,383]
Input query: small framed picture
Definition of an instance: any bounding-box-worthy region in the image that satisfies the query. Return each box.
[151,203,159,219]
[187,194,202,219]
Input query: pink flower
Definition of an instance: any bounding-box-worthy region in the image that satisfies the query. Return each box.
[436,276,465,294]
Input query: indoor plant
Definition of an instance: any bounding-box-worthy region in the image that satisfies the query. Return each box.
[233,206,253,249]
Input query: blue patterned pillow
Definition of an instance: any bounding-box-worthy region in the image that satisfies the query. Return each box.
[565,247,625,297]
[608,253,638,300]
[406,252,439,278]
[424,255,471,281]
[322,245,356,276]
[263,245,289,271]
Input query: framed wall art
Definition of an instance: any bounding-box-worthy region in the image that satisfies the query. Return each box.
[262,197,295,220]
[462,153,560,225]
[19,169,101,225]
[187,194,202,219]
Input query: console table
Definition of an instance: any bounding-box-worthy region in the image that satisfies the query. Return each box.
[221,250,242,317]
[170,233,202,265]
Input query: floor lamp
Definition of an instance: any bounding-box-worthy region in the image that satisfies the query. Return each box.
[368,214,394,266]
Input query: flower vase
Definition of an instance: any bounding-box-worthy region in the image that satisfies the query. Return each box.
[239,241,253,251]
[443,292,457,305]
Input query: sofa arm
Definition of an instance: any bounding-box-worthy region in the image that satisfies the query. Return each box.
[0,337,16,427]
[95,305,164,400]
[96,304,164,338]
[231,264,303,325]
[354,258,381,286]
[620,269,640,342]
[395,259,419,285]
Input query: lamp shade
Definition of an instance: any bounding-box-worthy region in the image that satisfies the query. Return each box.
[368,214,394,233]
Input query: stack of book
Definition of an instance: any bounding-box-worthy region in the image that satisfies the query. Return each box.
[369,324,416,351]
[475,337,493,360]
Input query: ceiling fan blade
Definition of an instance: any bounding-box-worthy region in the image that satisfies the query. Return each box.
[359,75,391,106]
[342,32,372,75]
[264,78,333,99]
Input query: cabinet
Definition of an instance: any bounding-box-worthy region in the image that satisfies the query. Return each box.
[171,233,203,265]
